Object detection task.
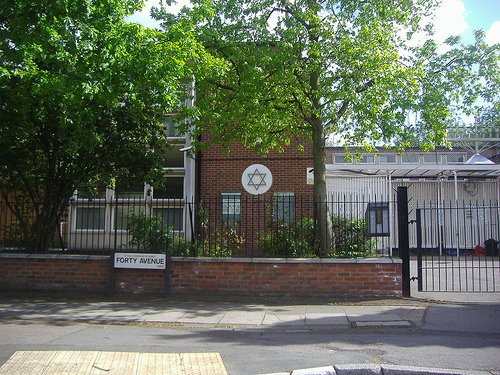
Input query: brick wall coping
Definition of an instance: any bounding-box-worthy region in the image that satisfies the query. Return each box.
[0,253,109,261]
[172,257,402,264]
[0,253,400,264]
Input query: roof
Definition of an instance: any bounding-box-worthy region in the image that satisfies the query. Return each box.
[325,163,500,179]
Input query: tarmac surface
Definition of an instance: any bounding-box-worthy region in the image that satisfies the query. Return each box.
[0,292,499,374]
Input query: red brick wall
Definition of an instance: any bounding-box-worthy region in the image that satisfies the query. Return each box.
[0,255,110,292]
[171,259,402,297]
[0,255,402,297]
[199,141,314,200]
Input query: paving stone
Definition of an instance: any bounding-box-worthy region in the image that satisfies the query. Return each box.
[292,366,336,374]
[262,314,305,325]
[347,313,402,322]
[0,351,228,375]
[90,351,138,374]
[334,363,383,374]
[305,313,349,326]
[142,310,187,323]
[177,312,226,324]
[218,311,266,325]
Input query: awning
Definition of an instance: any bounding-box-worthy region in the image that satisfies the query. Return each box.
[325,163,500,179]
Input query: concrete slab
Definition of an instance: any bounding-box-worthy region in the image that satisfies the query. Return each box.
[142,310,187,323]
[0,351,228,375]
[177,312,226,324]
[101,309,148,322]
[262,314,305,325]
[305,313,349,326]
[334,363,382,374]
[91,352,137,374]
[292,366,336,374]
[218,311,266,325]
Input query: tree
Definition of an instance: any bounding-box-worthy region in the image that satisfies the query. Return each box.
[168,0,499,255]
[0,0,217,252]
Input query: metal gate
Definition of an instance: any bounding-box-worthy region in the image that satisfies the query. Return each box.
[415,204,500,292]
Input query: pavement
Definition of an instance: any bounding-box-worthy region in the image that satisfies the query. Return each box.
[0,292,499,375]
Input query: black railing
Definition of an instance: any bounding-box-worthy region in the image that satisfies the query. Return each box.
[0,196,393,257]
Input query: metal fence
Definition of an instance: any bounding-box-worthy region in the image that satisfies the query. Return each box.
[415,203,500,292]
[0,196,393,258]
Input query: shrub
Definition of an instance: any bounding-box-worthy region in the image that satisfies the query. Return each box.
[259,218,318,258]
[329,215,376,258]
[195,225,240,257]
[126,212,173,253]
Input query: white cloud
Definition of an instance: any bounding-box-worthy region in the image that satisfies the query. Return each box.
[126,0,191,28]
[404,0,469,53]
[485,21,500,45]
[432,0,469,43]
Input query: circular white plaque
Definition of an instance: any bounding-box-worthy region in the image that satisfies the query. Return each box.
[241,164,273,195]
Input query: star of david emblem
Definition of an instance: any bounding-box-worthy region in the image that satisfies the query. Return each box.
[247,169,267,191]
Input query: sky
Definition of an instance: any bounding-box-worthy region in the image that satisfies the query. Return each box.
[127,0,500,46]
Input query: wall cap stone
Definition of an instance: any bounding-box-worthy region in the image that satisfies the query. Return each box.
[0,253,109,261]
[171,256,402,264]
[0,253,401,264]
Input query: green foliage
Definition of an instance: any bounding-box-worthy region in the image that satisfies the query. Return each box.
[195,225,240,257]
[193,202,237,257]
[126,212,173,253]
[170,235,194,257]
[329,215,376,258]
[0,0,220,252]
[166,0,498,255]
[259,216,375,259]
[259,218,318,258]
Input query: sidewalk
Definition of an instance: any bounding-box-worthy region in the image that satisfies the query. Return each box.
[0,295,428,329]
[1,293,499,375]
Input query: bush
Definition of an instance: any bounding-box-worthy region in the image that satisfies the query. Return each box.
[329,215,376,258]
[195,224,240,257]
[259,218,318,258]
[126,212,173,253]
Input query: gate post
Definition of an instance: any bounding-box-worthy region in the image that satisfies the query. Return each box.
[416,209,423,292]
[397,187,410,297]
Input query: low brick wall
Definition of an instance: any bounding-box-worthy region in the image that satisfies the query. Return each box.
[0,254,402,297]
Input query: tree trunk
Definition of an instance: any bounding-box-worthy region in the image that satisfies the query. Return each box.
[312,118,332,256]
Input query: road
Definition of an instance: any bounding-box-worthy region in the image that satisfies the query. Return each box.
[1,319,499,374]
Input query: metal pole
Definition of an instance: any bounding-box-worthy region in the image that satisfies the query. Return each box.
[416,209,423,292]
[165,249,171,298]
[397,186,411,297]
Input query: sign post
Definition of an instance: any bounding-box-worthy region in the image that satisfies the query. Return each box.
[111,252,169,296]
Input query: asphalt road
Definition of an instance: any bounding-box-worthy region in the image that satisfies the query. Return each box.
[1,319,499,375]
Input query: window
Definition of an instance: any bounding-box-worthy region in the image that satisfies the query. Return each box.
[165,116,185,139]
[153,208,183,231]
[360,155,374,164]
[221,193,241,222]
[115,180,145,199]
[378,154,396,164]
[422,153,439,164]
[334,155,350,164]
[75,207,105,230]
[114,206,144,231]
[153,177,184,199]
[75,187,106,199]
[165,146,185,168]
[401,153,419,163]
[446,153,466,163]
[274,193,295,222]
